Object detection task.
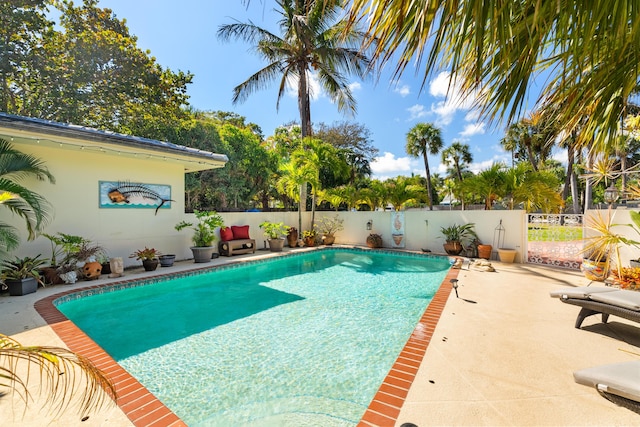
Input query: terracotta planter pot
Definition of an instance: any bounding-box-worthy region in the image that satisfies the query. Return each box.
[477,244,492,260]
[322,235,335,245]
[366,234,383,248]
[287,229,298,247]
[304,236,316,247]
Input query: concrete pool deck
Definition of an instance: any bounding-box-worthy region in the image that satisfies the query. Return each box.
[1,247,639,426]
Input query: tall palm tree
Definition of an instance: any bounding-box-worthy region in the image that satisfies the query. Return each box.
[0,139,55,256]
[218,0,372,137]
[1,334,116,416]
[406,123,443,210]
[441,141,472,181]
[347,1,640,155]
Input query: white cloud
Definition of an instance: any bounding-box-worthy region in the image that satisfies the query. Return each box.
[407,104,428,121]
[430,101,458,126]
[371,152,414,179]
[393,83,411,97]
[460,123,486,137]
[468,155,510,174]
[464,110,481,121]
[348,81,362,92]
[552,148,568,165]
[428,71,478,126]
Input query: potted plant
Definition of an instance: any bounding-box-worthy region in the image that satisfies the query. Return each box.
[259,221,290,252]
[302,229,318,247]
[175,210,225,263]
[42,232,87,267]
[97,253,111,275]
[366,233,383,248]
[1,255,48,296]
[130,247,161,271]
[440,223,477,255]
[41,232,87,284]
[316,215,344,246]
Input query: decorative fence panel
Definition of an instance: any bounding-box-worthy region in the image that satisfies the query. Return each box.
[527,214,584,270]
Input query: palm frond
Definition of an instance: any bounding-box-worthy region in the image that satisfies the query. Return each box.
[0,334,117,416]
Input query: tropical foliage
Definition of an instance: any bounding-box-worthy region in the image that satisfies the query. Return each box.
[175,210,225,247]
[347,0,640,155]
[0,139,55,257]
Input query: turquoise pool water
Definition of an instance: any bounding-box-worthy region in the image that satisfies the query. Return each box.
[58,249,450,426]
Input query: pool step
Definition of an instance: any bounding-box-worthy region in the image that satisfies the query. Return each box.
[196,395,366,427]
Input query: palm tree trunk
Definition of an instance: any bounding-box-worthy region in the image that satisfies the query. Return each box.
[423,155,433,210]
[584,149,594,211]
[298,63,312,137]
[298,185,303,233]
[455,162,463,181]
[571,166,581,213]
[525,138,538,172]
[562,144,574,203]
[297,63,310,216]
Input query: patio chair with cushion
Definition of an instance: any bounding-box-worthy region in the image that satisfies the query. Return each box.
[549,286,640,328]
[573,360,640,414]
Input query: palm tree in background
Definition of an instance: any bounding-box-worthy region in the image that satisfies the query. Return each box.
[347,1,640,156]
[0,139,55,256]
[462,163,507,210]
[384,176,426,211]
[276,160,313,233]
[406,123,443,210]
[500,112,555,172]
[441,141,472,181]
[218,0,372,137]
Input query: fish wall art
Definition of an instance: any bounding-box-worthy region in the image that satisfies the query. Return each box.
[99,181,173,214]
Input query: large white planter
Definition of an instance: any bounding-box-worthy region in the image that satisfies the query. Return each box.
[497,248,517,263]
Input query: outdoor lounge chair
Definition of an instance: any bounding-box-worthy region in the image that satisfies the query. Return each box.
[549,286,640,329]
[574,360,640,414]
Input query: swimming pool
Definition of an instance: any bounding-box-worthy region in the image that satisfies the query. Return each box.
[57,248,450,426]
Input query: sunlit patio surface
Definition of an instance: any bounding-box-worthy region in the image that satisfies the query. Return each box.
[1,247,639,426]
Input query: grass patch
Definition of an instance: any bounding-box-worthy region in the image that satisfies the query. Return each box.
[527,225,583,242]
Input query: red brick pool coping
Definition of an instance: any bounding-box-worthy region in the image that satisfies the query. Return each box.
[34,255,459,427]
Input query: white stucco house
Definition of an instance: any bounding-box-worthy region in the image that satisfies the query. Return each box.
[0,112,228,267]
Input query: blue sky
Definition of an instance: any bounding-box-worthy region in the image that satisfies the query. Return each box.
[94,0,527,179]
